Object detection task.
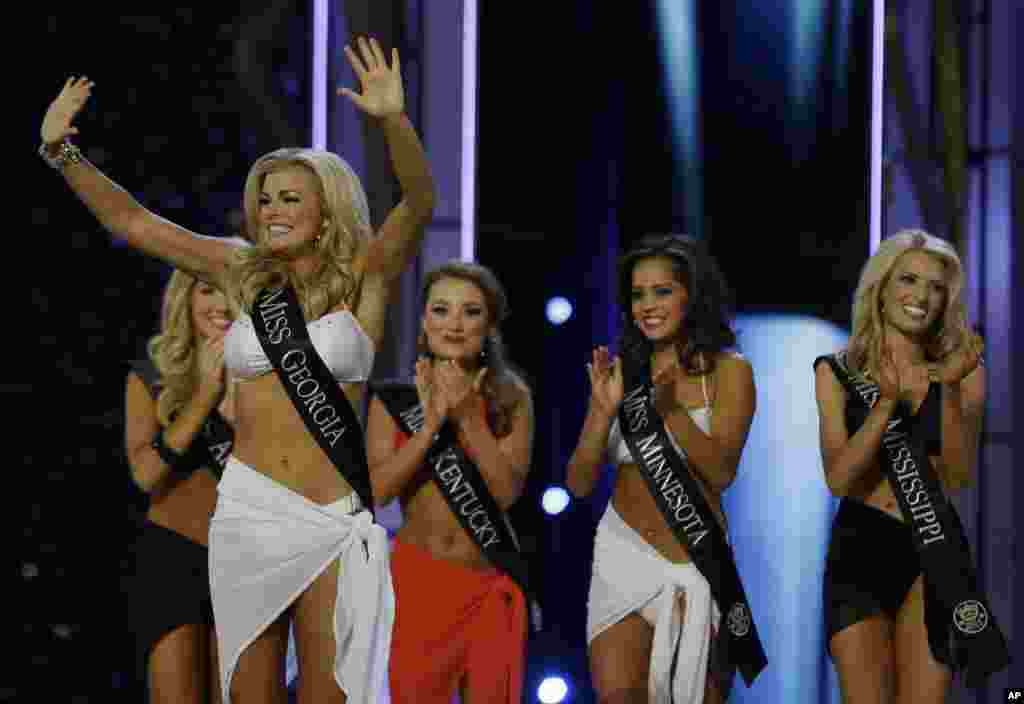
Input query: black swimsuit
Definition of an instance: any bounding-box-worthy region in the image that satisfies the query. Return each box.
[818,358,966,665]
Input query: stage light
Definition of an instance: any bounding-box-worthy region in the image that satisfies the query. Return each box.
[546,297,573,325]
[541,486,570,516]
[537,675,569,703]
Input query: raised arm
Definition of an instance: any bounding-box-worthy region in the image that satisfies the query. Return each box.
[661,355,755,493]
[438,363,534,511]
[40,77,243,288]
[566,347,621,498]
[125,338,227,494]
[340,38,435,285]
[933,335,986,490]
[366,361,449,506]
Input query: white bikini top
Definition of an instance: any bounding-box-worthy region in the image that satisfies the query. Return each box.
[607,373,712,466]
[224,309,375,382]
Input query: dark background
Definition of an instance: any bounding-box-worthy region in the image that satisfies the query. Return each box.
[23,3,870,701]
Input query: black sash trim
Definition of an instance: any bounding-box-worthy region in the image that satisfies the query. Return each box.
[251,287,374,512]
[818,353,1009,686]
[618,359,767,686]
[373,381,539,630]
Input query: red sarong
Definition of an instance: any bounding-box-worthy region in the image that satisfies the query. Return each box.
[388,538,526,703]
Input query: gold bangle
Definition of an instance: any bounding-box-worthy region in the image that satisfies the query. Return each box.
[38,140,83,171]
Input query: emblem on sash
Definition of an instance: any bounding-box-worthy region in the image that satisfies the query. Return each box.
[953,599,989,635]
[727,602,751,638]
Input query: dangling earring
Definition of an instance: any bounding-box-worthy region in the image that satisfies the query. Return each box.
[317,220,329,245]
[480,335,492,366]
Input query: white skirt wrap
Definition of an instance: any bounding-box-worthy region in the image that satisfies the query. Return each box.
[587,504,721,704]
[210,456,394,704]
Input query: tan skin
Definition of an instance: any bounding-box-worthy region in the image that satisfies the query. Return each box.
[815,249,985,704]
[567,256,756,704]
[368,277,533,562]
[365,276,533,701]
[124,280,234,704]
[44,36,434,704]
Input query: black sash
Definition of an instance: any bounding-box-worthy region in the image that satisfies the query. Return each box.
[820,353,1009,686]
[373,381,538,627]
[618,358,767,686]
[251,287,374,512]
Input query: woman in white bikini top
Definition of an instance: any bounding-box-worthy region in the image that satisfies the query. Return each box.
[567,233,756,704]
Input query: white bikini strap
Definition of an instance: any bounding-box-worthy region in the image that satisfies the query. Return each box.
[701,368,711,407]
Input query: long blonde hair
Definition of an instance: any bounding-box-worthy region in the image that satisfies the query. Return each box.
[234,148,373,320]
[147,270,205,426]
[848,229,970,377]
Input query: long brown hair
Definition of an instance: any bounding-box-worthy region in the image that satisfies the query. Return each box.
[418,261,528,437]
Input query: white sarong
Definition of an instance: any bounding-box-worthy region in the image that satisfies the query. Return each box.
[587,504,720,704]
[210,456,394,704]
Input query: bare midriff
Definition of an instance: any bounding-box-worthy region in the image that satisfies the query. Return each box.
[231,372,360,506]
[395,473,493,571]
[846,453,944,523]
[147,468,220,546]
[845,382,943,523]
[612,463,728,565]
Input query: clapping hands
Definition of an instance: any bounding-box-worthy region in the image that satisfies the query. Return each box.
[196,336,227,401]
[414,358,487,431]
[587,346,623,417]
[930,333,984,386]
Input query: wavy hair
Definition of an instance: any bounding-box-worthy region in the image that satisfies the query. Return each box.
[617,233,737,374]
[147,270,205,427]
[848,228,970,377]
[417,261,528,438]
[234,148,372,320]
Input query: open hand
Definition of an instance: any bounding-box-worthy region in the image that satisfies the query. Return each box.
[587,346,623,417]
[338,36,404,118]
[41,76,94,146]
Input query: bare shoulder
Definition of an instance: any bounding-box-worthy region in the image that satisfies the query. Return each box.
[505,373,534,409]
[961,363,986,414]
[712,351,753,382]
[814,353,847,412]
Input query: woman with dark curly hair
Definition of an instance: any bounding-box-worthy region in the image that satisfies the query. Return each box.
[366,261,533,703]
[567,234,765,703]
[815,229,1007,701]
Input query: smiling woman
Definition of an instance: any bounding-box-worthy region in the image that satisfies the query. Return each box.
[366,260,534,703]
[814,229,1007,701]
[123,270,236,704]
[262,169,324,250]
[567,233,765,703]
[40,34,434,704]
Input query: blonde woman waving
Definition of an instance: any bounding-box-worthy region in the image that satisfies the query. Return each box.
[41,36,434,704]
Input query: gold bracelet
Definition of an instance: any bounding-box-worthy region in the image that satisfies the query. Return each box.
[38,140,83,171]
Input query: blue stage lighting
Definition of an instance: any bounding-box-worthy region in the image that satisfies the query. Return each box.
[537,675,569,703]
[546,296,573,325]
[541,486,571,516]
